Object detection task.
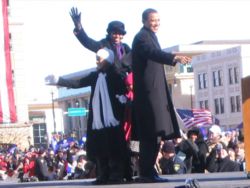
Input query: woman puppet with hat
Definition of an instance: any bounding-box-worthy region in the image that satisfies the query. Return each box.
[69,7,135,182]
[69,7,131,76]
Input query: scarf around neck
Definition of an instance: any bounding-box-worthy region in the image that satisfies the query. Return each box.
[92,72,119,130]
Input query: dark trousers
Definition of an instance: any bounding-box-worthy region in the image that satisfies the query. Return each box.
[123,144,133,180]
[139,136,160,177]
[96,156,124,181]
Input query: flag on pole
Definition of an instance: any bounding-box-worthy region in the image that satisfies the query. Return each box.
[0,0,17,123]
[176,109,212,129]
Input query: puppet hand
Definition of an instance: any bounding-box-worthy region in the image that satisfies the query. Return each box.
[69,7,82,30]
[116,95,127,104]
[45,74,58,85]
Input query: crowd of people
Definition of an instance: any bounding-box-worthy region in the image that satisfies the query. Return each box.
[156,125,245,175]
[0,125,245,183]
[0,138,96,182]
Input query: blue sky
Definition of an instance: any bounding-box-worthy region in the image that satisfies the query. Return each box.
[11,0,250,103]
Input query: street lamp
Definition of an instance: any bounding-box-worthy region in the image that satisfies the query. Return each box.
[190,85,193,109]
[51,91,56,133]
[75,100,81,139]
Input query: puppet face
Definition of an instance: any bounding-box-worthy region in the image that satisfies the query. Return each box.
[96,56,109,70]
[96,48,114,70]
[110,32,124,44]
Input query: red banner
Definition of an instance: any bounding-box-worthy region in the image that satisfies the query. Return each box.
[0,0,17,123]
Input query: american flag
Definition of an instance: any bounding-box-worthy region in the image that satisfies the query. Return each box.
[0,0,17,123]
[176,108,212,129]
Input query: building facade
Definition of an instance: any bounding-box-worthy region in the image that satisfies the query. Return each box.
[192,45,248,130]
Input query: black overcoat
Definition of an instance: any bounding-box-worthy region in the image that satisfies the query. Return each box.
[132,26,181,140]
[57,66,127,160]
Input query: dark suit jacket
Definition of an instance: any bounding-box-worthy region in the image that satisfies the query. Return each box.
[132,26,180,140]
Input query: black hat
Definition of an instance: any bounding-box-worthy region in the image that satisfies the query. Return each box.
[162,141,175,153]
[38,147,46,155]
[187,128,200,138]
[107,21,126,35]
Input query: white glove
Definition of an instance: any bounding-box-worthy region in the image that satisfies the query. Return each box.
[44,74,59,85]
[116,95,127,104]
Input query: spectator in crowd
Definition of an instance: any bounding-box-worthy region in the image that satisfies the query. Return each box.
[206,124,225,153]
[55,149,67,180]
[6,150,22,178]
[0,154,7,180]
[227,129,239,149]
[131,8,191,183]
[206,142,240,172]
[45,48,128,184]
[222,131,233,147]
[159,141,187,175]
[189,128,208,173]
[174,129,199,174]
[74,155,88,179]
[228,148,236,161]
[205,124,242,173]
[35,148,49,181]
[234,142,245,171]
[66,142,79,179]
[45,150,57,180]
[45,150,56,172]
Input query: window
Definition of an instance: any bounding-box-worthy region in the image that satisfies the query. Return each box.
[33,123,47,148]
[214,98,219,114]
[199,100,209,110]
[180,64,193,73]
[218,70,223,86]
[199,101,204,109]
[228,66,240,84]
[236,95,241,112]
[198,73,208,89]
[203,73,208,88]
[234,67,239,84]
[213,70,223,87]
[230,95,241,113]
[205,100,209,109]
[198,74,202,89]
[220,98,224,114]
[186,65,193,73]
[180,64,184,73]
[214,97,224,114]
[230,96,236,113]
[229,68,233,84]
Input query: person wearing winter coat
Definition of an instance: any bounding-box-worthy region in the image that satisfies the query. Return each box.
[206,143,240,172]
[159,141,187,175]
[69,7,134,181]
[131,8,191,183]
[45,48,128,185]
